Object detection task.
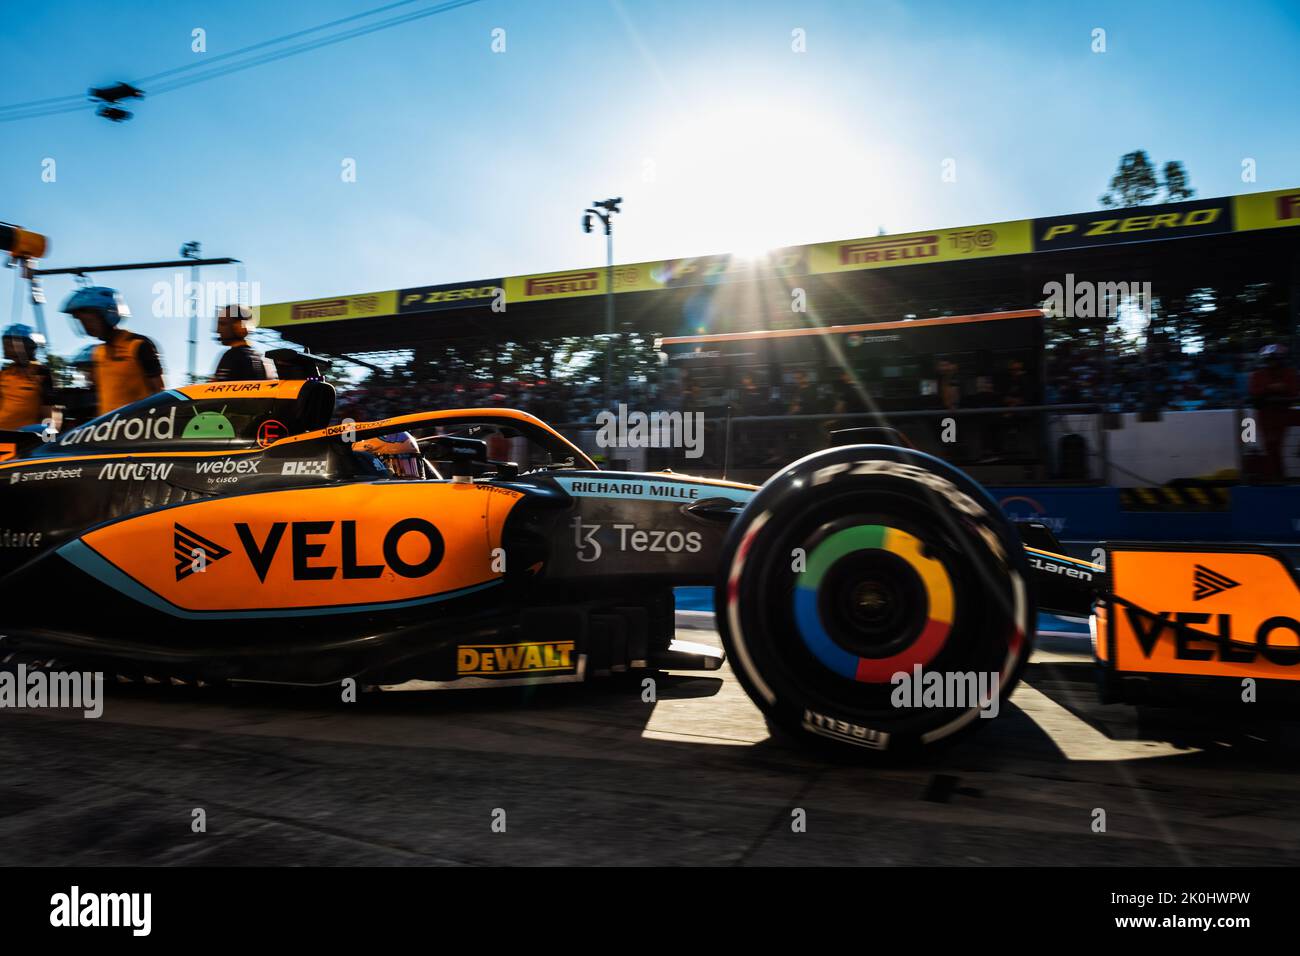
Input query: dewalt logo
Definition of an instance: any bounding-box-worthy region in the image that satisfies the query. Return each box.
[457,640,576,676]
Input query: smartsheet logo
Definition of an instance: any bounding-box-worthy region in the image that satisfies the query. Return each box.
[49,886,151,936]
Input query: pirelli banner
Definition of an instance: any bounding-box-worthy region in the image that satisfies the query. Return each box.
[1233,187,1300,233]
[810,220,1033,274]
[503,261,665,304]
[259,290,398,329]
[260,187,1300,326]
[502,250,815,303]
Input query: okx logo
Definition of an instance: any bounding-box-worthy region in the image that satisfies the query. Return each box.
[1193,563,1240,601]
[174,523,231,580]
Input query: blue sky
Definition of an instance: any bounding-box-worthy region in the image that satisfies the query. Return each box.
[2,0,1298,380]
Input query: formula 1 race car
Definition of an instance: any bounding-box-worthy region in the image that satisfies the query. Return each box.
[1,379,1297,755]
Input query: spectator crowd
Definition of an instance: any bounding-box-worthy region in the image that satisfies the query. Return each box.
[335,346,1270,426]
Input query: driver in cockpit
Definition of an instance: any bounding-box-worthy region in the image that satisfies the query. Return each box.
[353,431,432,478]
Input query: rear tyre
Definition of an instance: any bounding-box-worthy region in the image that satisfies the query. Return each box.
[716,444,1033,756]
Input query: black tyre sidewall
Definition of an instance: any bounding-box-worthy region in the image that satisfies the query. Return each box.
[716,445,1034,755]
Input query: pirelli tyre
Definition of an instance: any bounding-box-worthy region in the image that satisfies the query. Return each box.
[716,444,1034,756]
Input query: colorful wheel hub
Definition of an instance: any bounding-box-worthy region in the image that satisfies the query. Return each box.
[793,524,953,682]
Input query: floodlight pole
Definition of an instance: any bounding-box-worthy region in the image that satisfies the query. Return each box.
[182,241,201,383]
[604,227,614,409]
[583,198,622,410]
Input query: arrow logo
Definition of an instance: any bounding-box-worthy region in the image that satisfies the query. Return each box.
[174,523,231,581]
[1193,564,1240,601]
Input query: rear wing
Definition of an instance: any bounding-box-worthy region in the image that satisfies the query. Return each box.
[1097,543,1300,685]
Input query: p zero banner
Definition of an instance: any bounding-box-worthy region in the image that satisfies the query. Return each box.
[652,247,809,287]
[809,220,1033,274]
[260,187,1298,321]
[1032,197,1232,252]
[398,280,503,313]
[1233,187,1300,233]
[259,291,398,328]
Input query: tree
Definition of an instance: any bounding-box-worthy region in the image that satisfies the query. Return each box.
[1099,150,1160,207]
[1161,160,1195,202]
[1099,151,1195,208]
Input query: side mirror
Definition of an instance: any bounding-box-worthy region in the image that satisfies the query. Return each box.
[426,435,487,479]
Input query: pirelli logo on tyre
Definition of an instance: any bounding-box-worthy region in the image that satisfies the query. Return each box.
[801,708,889,750]
[457,640,577,676]
[1034,198,1232,251]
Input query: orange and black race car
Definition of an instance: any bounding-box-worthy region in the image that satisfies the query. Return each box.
[0,378,1296,755]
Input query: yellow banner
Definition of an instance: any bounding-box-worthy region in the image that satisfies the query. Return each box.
[259,189,1300,321]
[504,261,665,303]
[259,290,398,328]
[1233,187,1300,233]
[504,268,604,303]
[809,219,1033,274]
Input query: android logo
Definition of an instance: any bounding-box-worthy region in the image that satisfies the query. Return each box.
[183,406,234,440]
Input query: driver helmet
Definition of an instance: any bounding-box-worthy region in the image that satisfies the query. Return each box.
[353,431,423,478]
[2,323,44,363]
[61,285,131,332]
